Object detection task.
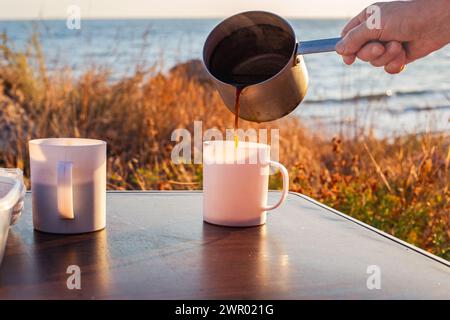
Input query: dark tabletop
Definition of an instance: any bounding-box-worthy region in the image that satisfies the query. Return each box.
[0,191,449,299]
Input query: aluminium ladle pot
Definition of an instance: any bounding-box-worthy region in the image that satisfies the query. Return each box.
[203,11,341,122]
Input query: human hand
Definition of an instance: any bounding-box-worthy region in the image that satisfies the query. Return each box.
[336,0,450,74]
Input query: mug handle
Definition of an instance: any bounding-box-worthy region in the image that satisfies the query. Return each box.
[262,160,289,211]
[57,161,75,219]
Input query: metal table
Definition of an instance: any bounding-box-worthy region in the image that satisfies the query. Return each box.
[0,191,448,299]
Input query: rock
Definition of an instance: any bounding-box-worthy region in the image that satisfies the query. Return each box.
[169,59,213,85]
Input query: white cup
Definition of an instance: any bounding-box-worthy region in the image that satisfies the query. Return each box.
[203,140,289,227]
[29,138,106,234]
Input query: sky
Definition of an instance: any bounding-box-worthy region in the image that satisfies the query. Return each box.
[0,0,378,20]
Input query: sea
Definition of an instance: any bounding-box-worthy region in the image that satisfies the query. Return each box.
[0,18,449,137]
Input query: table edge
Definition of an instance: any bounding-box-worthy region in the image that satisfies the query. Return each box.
[289,192,450,268]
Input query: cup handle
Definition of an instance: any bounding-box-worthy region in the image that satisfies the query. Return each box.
[263,160,289,211]
[57,161,75,219]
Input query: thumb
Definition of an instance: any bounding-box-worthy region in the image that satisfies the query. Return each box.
[336,23,380,56]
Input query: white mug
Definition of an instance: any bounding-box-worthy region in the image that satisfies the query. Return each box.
[29,138,106,234]
[203,140,289,227]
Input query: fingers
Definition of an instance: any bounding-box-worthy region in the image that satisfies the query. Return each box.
[341,8,368,37]
[341,16,363,37]
[336,23,380,56]
[356,42,385,62]
[339,40,407,74]
[384,50,406,74]
[339,41,385,66]
[370,41,403,67]
[367,41,407,74]
[343,54,357,65]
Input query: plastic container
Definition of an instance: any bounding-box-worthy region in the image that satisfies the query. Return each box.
[0,169,26,266]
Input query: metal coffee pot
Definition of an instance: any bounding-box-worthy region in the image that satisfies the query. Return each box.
[203,11,341,122]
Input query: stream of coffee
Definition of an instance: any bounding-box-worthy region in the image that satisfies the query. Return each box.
[233,86,244,148]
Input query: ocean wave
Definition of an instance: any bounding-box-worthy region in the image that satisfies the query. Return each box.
[386,104,450,115]
[304,88,450,104]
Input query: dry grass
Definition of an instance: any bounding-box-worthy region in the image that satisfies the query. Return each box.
[0,34,448,259]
